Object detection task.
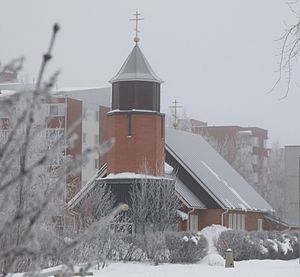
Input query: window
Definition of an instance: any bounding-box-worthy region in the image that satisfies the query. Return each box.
[228,213,233,229]
[252,137,259,147]
[263,139,267,148]
[82,132,86,143]
[228,213,245,230]
[189,214,198,232]
[237,214,241,229]
[232,213,237,229]
[48,104,65,116]
[241,214,245,230]
[257,219,263,231]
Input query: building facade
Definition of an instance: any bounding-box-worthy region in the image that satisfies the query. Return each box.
[53,87,111,186]
[192,125,269,184]
[284,145,300,226]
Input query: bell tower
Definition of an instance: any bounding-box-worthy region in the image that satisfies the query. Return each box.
[107,12,165,176]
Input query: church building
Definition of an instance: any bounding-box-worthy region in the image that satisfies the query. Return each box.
[67,14,291,232]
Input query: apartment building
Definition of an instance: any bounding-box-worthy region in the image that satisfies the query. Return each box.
[284,145,300,225]
[53,87,111,186]
[191,125,269,182]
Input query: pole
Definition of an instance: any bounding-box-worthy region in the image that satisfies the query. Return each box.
[299,155,300,264]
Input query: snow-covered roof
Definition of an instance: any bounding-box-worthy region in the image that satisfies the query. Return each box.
[177,210,188,220]
[52,86,107,92]
[52,87,111,108]
[165,128,273,212]
[110,45,163,84]
[101,172,170,181]
[0,89,16,98]
[165,162,174,175]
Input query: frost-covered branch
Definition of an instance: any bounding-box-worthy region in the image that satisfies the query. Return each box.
[271,1,300,98]
[0,23,115,275]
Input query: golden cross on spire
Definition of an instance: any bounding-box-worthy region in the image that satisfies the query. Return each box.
[169,99,183,129]
[129,11,144,45]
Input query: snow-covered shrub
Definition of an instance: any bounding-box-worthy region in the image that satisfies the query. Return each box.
[136,232,169,264]
[267,231,299,260]
[109,232,169,264]
[165,232,208,263]
[216,230,256,261]
[216,230,299,261]
[109,234,147,262]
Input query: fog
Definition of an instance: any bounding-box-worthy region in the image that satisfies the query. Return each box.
[1,0,299,145]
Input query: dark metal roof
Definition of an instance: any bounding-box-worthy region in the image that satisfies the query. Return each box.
[166,128,273,212]
[110,45,163,84]
[175,178,207,209]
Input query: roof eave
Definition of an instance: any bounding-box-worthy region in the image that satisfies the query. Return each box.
[109,77,164,84]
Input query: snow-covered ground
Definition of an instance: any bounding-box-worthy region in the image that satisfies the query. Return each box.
[93,260,300,277]
[10,225,300,277]
[94,224,299,277]
[10,260,300,277]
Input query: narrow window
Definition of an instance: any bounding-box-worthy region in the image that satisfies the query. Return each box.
[128,114,132,137]
[228,213,233,228]
[49,105,58,116]
[241,214,245,230]
[189,214,198,231]
[237,214,241,230]
[232,214,237,229]
[48,104,65,116]
[257,219,263,231]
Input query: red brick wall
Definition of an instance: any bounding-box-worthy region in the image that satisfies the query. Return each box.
[107,113,165,176]
[179,208,273,232]
[263,217,298,231]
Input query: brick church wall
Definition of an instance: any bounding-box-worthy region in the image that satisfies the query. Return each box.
[107,112,165,176]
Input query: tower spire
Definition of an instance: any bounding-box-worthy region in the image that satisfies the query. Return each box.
[129,11,144,45]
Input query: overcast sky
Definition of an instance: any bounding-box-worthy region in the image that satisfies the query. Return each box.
[1,0,300,146]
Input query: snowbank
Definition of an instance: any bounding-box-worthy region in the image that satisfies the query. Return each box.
[198,224,228,266]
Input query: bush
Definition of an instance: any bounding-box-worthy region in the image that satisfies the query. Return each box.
[142,232,169,264]
[165,232,208,263]
[109,233,147,262]
[216,229,299,261]
[74,231,208,265]
[110,231,208,264]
